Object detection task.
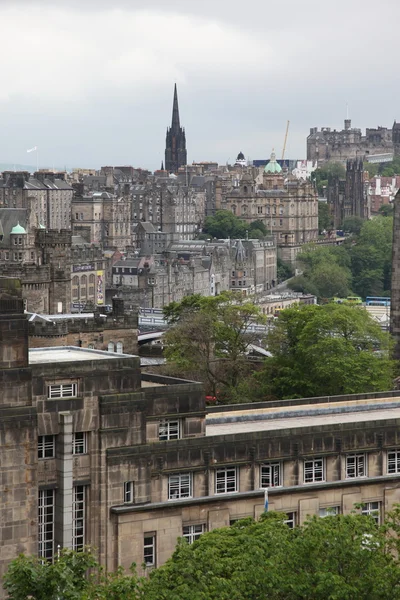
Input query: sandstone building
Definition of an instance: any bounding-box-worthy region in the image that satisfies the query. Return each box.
[220,152,318,264]
[0,171,73,229]
[2,276,400,598]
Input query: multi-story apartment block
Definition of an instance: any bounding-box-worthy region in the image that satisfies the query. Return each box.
[110,237,276,308]
[0,171,73,229]
[131,181,205,241]
[2,276,400,597]
[71,235,107,309]
[71,190,131,250]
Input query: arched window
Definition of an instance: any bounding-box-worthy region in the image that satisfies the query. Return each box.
[232,205,236,215]
[116,341,123,354]
[108,342,115,352]
[242,205,248,215]
[243,185,248,194]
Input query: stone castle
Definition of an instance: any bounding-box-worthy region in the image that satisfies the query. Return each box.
[307,119,400,164]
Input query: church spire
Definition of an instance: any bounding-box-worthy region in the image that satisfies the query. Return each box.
[171,83,180,131]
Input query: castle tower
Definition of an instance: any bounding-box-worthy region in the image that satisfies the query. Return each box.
[165,84,187,174]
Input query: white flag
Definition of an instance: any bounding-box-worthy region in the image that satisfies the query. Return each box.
[27,146,37,153]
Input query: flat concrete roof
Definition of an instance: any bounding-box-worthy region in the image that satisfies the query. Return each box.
[29,346,137,364]
[206,396,400,436]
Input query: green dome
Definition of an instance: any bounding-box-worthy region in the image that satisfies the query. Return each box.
[10,223,26,234]
[264,150,282,174]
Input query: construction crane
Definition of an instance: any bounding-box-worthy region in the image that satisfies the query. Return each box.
[282,120,290,161]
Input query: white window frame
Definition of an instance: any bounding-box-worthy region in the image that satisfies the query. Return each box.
[73,485,86,551]
[215,467,238,494]
[361,501,381,524]
[303,457,324,483]
[124,481,134,503]
[47,383,77,399]
[159,419,180,441]
[346,453,367,479]
[284,512,296,528]
[38,435,55,459]
[182,524,205,544]
[260,462,282,488]
[168,473,192,500]
[73,432,88,455]
[38,489,55,560]
[144,534,156,566]
[319,506,340,517]
[387,449,400,474]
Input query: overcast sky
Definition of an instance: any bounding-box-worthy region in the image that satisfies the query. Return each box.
[0,0,399,171]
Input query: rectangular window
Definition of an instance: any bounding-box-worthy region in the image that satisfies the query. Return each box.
[260,462,281,488]
[387,449,400,474]
[38,489,55,560]
[304,458,324,483]
[346,453,366,478]
[38,435,55,459]
[284,512,296,529]
[319,506,340,517]
[182,524,205,544]
[73,432,88,455]
[124,481,134,503]
[144,534,156,566]
[73,485,86,551]
[168,473,192,500]
[215,467,237,494]
[47,383,78,399]
[159,419,180,441]
[361,501,381,524]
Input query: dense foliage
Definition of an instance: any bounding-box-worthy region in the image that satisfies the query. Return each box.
[312,161,345,195]
[255,303,393,399]
[203,210,268,239]
[289,216,393,299]
[7,509,400,599]
[317,200,332,232]
[163,292,266,399]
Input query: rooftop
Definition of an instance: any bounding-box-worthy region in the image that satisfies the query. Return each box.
[206,394,400,436]
[28,346,136,364]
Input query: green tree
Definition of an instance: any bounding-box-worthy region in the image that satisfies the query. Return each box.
[343,215,364,235]
[3,549,141,600]
[203,210,247,239]
[379,203,394,217]
[249,219,268,237]
[143,510,400,600]
[256,303,393,399]
[318,201,332,232]
[163,291,266,397]
[277,258,294,283]
[312,162,346,195]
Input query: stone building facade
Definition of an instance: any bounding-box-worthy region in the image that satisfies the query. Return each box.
[2,277,400,596]
[220,154,318,264]
[71,190,131,250]
[307,119,399,164]
[0,171,73,229]
[110,237,276,309]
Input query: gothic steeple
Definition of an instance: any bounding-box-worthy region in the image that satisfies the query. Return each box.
[165,84,187,174]
[171,83,180,131]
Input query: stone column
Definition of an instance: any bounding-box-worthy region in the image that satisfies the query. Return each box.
[55,411,73,550]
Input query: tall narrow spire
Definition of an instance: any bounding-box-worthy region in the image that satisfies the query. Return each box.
[165,83,187,174]
[171,83,180,131]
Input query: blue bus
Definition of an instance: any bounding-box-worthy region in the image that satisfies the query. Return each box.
[365,296,391,307]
